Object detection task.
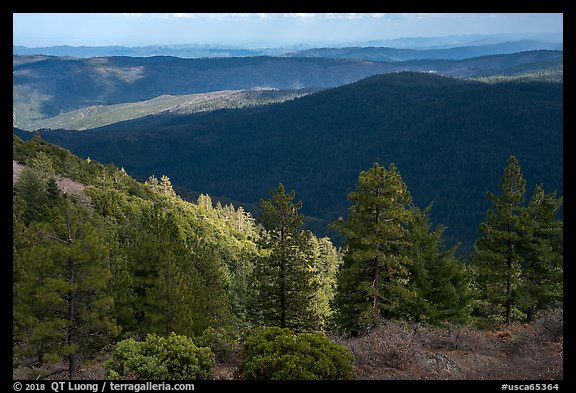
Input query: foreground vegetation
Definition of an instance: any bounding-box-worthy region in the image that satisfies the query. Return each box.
[12,135,562,380]
[13,312,563,380]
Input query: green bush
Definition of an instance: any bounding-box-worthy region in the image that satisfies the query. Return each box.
[239,327,355,380]
[194,326,240,362]
[105,333,214,380]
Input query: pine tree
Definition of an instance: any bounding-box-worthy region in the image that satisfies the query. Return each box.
[131,202,191,335]
[29,151,55,175]
[45,176,60,207]
[13,199,119,378]
[332,163,413,335]
[308,235,342,330]
[517,184,563,323]
[145,175,159,192]
[471,156,526,325]
[248,184,318,331]
[126,200,232,337]
[197,194,214,212]
[404,205,471,325]
[14,166,48,224]
[160,175,176,197]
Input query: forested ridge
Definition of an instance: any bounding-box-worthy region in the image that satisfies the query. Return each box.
[13,135,562,380]
[26,72,563,255]
[13,50,562,128]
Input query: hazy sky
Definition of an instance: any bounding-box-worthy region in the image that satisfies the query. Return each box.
[13,13,563,47]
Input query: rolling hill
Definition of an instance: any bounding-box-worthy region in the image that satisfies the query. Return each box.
[13,51,562,130]
[17,89,315,131]
[20,72,563,254]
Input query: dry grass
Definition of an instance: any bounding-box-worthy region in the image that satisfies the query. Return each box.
[13,310,562,380]
[330,309,563,380]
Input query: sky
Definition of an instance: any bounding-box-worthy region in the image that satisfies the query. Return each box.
[13,13,563,48]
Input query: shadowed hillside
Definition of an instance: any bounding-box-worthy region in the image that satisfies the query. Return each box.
[13,51,562,129]
[21,72,563,253]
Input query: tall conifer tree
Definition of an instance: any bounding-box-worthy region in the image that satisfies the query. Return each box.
[517,184,563,323]
[404,205,471,325]
[472,156,526,325]
[332,163,413,335]
[308,235,342,330]
[13,198,119,378]
[248,184,318,331]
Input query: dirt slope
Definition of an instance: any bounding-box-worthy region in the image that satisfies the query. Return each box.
[13,160,91,205]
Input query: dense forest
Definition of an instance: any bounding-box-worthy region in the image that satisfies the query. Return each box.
[24,72,563,255]
[13,134,562,380]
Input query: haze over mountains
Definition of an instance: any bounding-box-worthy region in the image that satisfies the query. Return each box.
[13,35,563,254]
[284,40,563,62]
[13,32,562,58]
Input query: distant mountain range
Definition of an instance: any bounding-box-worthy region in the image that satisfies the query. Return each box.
[353,32,563,49]
[284,40,563,62]
[13,50,562,129]
[13,44,275,59]
[13,32,562,58]
[16,72,563,254]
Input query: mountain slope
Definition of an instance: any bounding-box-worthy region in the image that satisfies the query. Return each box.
[13,51,562,129]
[18,89,315,131]
[12,55,397,123]
[26,72,563,253]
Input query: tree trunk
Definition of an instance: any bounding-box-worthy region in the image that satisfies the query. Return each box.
[67,256,77,379]
[279,227,286,328]
[505,266,512,325]
[526,307,534,324]
[68,353,78,380]
[505,223,513,325]
[372,186,381,321]
[373,257,380,310]
[166,260,173,335]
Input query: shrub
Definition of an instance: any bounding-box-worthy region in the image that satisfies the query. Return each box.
[105,333,215,380]
[194,326,241,362]
[337,320,423,374]
[239,326,355,380]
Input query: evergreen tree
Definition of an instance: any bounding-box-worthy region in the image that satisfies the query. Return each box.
[45,176,60,207]
[517,184,563,323]
[13,136,264,375]
[13,198,119,378]
[14,166,48,224]
[471,156,526,325]
[29,151,55,175]
[332,163,413,335]
[145,175,159,192]
[248,184,318,331]
[160,175,177,197]
[126,200,232,337]
[236,206,247,230]
[404,205,471,325]
[308,235,342,330]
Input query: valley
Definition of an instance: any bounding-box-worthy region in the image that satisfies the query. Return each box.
[16,88,315,131]
[16,70,563,254]
[13,49,562,128]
